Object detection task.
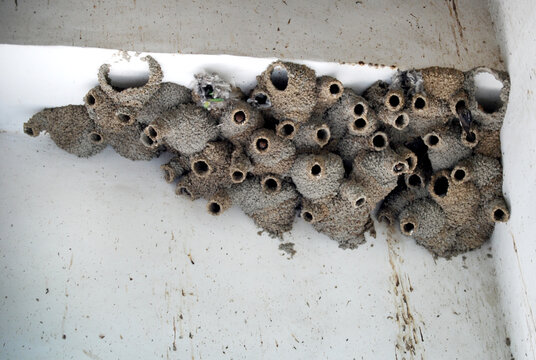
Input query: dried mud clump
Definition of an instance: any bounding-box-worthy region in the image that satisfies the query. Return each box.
[24,58,510,258]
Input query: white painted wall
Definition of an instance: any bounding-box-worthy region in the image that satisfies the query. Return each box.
[0,45,513,359]
[488,1,536,358]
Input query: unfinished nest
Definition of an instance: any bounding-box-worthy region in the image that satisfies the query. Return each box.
[24,58,510,258]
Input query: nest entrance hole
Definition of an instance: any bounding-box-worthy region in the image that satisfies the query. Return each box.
[270,66,288,91]
[372,134,386,149]
[193,160,210,176]
[493,208,507,222]
[256,138,269,152]
[311,164,322,176]
[389,95,400,108]
[433,176,449,197]
[408,174,422,187]
[354,118,367,130]
[208,202,221,215]
[414,96,426,109]
[263,177,280,193]
[454,169,466,182]
[474,72,503,114]
[233,111,246,124]
[354,104,365,116]
[303,211,314,223]
[402,222,415,235]
[89,132,103,143]
[86,94,96,105]
[107,59,150,90]
[329,84,340,95]
[232,171,245,183]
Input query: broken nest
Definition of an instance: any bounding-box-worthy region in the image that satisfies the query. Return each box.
[23,56,510,258]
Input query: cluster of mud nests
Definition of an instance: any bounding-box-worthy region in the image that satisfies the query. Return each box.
[24,57,510,257]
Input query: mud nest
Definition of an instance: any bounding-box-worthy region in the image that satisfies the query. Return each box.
[24,57,510,258]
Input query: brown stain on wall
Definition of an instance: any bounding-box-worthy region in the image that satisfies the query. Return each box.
[510,231,536,357]
[387,229,425,359]
[451,0,464,39]
[445,0,468,58]
[172,316,177,351]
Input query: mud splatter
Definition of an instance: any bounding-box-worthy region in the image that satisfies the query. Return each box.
[279,242,296,258]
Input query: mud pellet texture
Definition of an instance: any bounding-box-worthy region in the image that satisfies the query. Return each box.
[24,58,510,258]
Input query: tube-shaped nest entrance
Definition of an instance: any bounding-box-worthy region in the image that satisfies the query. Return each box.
[392,161,407,174]
[140,132,156,148]
[354,102,367,117]
[354,196,366,208]
[255,137,270,153]
[461,130,479,147]
[449,91,469,116]
[455,100,466,113]
[146,125,158,140]
[385,90,404,111]
[276,120,297,139]
[116,112,133,125]
[232,110,247,125]
[261,175,281,194]
[329,83,341,95]
[401,220,416,235]
[88,132,103,144]
[370,131,388,151]
[192,159,211,177]
[424,132,441,148]
[176,186,193,199]
[207,191,231,216]
[493,208,508,222]
[207,202,221,215]
[413,95,427,110]
[231,170,245,183]
[85,93,97,106]
[302,210,314,223]
[254,93,269,105]
[23,124,36,137]
[350,116,369,134]
[378,213,393,225]
[451,166,468,184]
[405,154,417,172]
[315,126,331,147]
[488,198,510,223]
[394,113,409,130]
[163,168,174,183]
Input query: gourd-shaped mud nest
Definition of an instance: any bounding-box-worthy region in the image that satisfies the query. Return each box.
[24,57,510,257]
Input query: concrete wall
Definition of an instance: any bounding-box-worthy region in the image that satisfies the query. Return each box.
[488,1,536,358]
[0,0,504,70]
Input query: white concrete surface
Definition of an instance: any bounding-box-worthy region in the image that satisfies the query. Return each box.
[0,45,516,360]
[488,0,536,358]
[0,0,504,71]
